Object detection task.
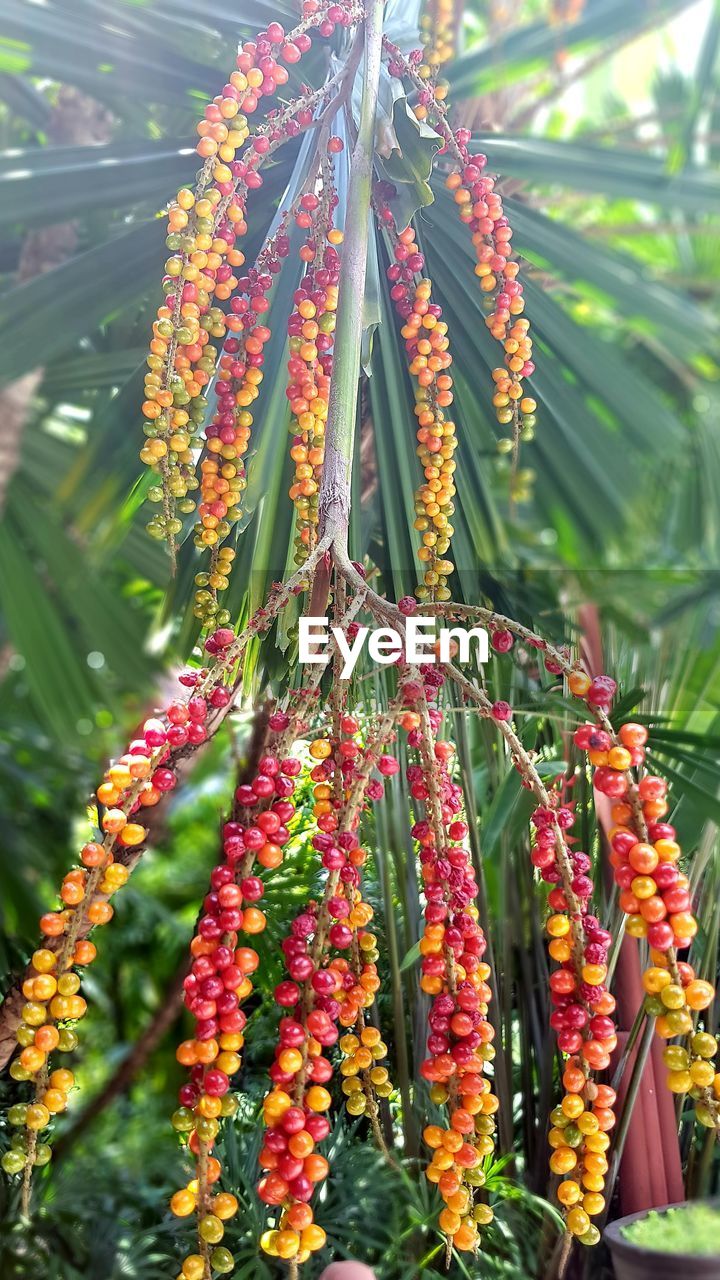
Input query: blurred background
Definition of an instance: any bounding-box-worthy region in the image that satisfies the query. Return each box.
[0,0,719,1276]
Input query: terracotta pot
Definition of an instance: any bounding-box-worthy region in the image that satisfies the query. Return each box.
[605,1202,720,1280]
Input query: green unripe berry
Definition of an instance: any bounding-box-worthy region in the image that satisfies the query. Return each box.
[692,1032,717,1058]
[2,1150,27,1175]
[579,1226,601,1247]
[210,1248,234,1274]
[195,1117,219,1143]
[198,1214,224,1244]
[172,1107,195,1133]
[696,1101,717,1128]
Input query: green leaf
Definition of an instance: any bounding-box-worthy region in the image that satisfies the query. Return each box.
[451,0,696,98]
[481,743,565,861]
[0,517,98,741]
[375,95,441,228]
[0,138,196,229]
[505,197,719,356]
[469,134,720,212]
[6,477,156,693]
[1,0,218,105]
[0,218,164,386]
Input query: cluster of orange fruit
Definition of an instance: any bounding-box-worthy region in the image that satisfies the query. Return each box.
[530,792,617,1244]
[381,217,458,600]
[568,672,720,1133]
[286,166,343,562]
[384,33,538,491]
[418,0,457,78]
[400,665,498,1254]
[2,670,231,1180]
[139,0,356,564]
[445,150,536,476]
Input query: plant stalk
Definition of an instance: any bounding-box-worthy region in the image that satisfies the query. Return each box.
[318,0,383,549]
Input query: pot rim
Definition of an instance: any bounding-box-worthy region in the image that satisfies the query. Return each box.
[604,1198,720,1262]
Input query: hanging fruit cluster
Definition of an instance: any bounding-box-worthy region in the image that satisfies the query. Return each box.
[444,138,536,466]
[0,556,318,1198]
[140,0,360,567]
[399,658,498,1254]
[568,678,720,1131]
[418,609,623,1242]
[191,215,292,626]
[438,600,720,1167]
[169,711,302,1279]
[7,2,720,1276]
[378,206,457,602]
[287,149,343,562]
[258,704,399,1264]
[530,800,617,1245]
[2,662,229,1186]
[418,0,457,79]
[383,36,537,483]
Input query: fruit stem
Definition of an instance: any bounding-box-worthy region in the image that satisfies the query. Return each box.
[318,0,383,549]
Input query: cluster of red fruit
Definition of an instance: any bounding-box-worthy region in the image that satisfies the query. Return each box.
[257,716,398,1263]
[378,208,457,601]
[169,711,301,1279]
[400,661,497,1253]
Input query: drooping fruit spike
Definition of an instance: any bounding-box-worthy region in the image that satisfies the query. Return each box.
[140,0,362,557]
[383,37,536,487]
[191,208,295,627]
[418,0,457,78]
[287,149,343,563]
[530,801,616,1246]
[401,665,498,1255]
[566,680,720,1136]
[0,550,328,1208]
[377,205,457,602]
[170,711,303,1280]
[258,693,403,1260]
